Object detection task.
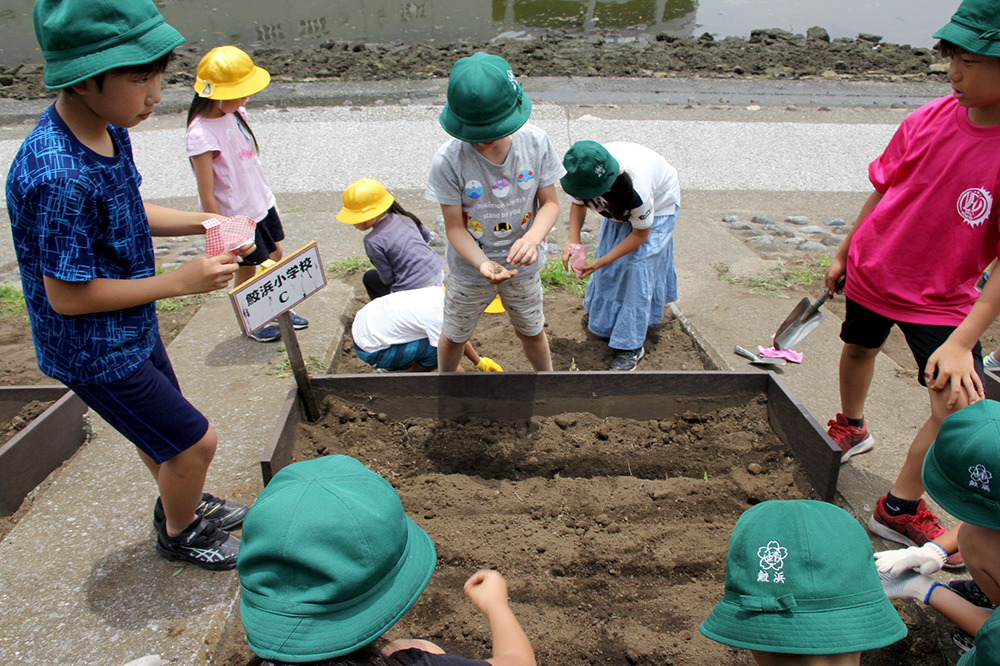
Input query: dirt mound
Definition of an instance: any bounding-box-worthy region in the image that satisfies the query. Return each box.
[0,29,946,100]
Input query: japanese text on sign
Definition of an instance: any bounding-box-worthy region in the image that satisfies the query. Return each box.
[230,242,326,336]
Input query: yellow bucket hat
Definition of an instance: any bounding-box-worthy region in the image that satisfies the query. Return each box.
[337,179,395,225]
[194,45,270,100]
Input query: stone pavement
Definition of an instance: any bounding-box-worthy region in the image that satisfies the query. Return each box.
[0,76,959,664]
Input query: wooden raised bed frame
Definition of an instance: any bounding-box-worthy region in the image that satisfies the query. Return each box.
[262,371,843,502]
[0,386,88,516]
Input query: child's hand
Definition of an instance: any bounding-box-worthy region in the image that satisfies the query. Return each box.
[925,341,985,408]
[464,570,510,616]
[233,240,256,258]
[480,261,518,285]
[824,257,847,294]
[507,237,539,267]
[175,255,239,295]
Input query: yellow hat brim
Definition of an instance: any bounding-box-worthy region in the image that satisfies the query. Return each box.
[195,66,271,100]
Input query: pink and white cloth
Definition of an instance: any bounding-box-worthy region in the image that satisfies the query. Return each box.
[758,346,803,363]
[203,215,256,257]
[568,243,588,278]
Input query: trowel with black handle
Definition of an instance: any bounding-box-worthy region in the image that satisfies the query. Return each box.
[773,275,846,350]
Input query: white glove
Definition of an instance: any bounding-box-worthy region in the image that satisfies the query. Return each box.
[874,542,948,576]
[879,570,942,605]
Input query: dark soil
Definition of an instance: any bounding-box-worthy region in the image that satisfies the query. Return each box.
[0,28,947,100]
[332,270,706,373]
[212,396,945,666]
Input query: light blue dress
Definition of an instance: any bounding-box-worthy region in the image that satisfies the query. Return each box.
[583,212,678,351]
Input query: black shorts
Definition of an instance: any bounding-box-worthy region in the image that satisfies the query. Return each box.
[840,297,984,388]
[239,206,286,266]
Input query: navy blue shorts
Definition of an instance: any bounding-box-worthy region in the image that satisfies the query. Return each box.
[239,206,286,266]
[840,297,984,388]
[66,336,210,464]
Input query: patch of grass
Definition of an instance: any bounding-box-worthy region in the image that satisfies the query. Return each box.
[0,284,27,320]
[271,352,329,378]
[714,258,829,297]
[539,259,588,298]
[327,256,374,278]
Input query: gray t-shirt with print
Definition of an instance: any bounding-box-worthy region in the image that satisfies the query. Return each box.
[425,123,566,285]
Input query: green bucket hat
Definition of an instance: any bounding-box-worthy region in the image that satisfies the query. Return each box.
[934,0,1000,58]
[958,608,1000,665]
[561,140,621,200]
[699,500,906,655]
[238,455,437,663]
[33,0,185,90]
[922,399,1000,530]
[439,52,532,143]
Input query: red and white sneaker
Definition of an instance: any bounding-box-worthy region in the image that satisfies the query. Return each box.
[869,496,945,547]
[826,413,874,463]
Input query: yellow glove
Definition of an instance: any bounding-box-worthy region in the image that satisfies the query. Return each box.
[474,357,503,372]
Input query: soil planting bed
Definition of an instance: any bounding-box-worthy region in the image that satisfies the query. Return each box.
[211,371,946,666]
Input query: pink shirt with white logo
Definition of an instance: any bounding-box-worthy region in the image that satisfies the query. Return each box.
[847,95,1000,326]
[185,107,276,222]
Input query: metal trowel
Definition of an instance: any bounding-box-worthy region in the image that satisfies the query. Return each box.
[734,345,786,368]
[773,275,845,350]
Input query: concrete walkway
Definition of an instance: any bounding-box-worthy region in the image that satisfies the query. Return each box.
[0,77,957,664]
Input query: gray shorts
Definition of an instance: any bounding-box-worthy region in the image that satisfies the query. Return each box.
[443,273,545,342]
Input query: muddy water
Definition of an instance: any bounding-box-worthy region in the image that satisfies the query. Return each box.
[0,0,954,67]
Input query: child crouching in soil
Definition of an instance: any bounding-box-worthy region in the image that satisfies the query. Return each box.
[238,455,534,666]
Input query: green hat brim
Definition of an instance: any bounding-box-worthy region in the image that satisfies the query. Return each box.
[934,22,1000,58]
[922,443,1000,529]
[699,592,906,654]
[43,19,184,89]
[439,95,532,143]
[240,514,436,662]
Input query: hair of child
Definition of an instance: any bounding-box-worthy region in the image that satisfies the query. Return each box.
[185,94,260,154]
[67,51,174,95]
[248,639,403,666]
[386,200,425,232]
[936,39,963,58]
[584,171,636,222]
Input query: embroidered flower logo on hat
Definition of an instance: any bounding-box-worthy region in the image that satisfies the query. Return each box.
[969,464,993,491]
[506,69,518,90]
[756,540,789,584]
[595,164,606,177]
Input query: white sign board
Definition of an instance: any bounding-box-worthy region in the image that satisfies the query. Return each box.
[230,241,326,336]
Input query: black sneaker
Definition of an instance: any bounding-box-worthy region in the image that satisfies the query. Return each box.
[153,493,249,532]
[156,517,240,571]
[952,626,975,655]
[610,346,645,371]
[948,579,996,609]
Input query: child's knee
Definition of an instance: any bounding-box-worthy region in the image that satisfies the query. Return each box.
[182,426,218,466]
[844,343,879,360]
[958,523,1000,571]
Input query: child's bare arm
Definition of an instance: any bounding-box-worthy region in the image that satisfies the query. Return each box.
[463,570,535,666]
[144,202,216,237]
[508,184,560,267]
[189,152,222,216]
[825,190,883,292]
[42,256,238,315]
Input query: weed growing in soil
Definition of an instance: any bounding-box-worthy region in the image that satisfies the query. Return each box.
[327,256,374,278]
[539,259,588,297]
[0,285,26,320]
[715,257,830,297]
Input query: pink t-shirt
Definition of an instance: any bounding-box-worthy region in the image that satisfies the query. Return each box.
[847,95,1000,326]
[185,107,276,222]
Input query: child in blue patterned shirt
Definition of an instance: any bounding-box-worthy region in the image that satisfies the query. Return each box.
[6,0,250,570]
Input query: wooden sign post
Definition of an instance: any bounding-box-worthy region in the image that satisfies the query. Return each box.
[229,242,326,421]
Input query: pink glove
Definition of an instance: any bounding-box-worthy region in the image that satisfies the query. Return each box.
[758,346,804,364]
[568,243,587,278]
[203,216,256,256]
